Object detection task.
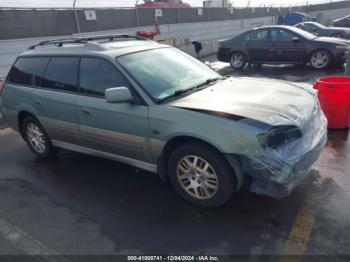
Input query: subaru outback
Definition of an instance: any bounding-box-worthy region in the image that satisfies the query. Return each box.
[0,35,327,207]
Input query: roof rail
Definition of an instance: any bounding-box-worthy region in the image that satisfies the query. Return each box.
[28,34,147,50]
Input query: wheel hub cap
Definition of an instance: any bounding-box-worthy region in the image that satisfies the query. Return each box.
[26,123,46,153]
[311,52,328,68]
[176,155,218,200]
[232,54,243,67]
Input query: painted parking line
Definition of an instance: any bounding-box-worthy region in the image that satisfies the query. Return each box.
[0,218,68,262]
[279,177,327,262]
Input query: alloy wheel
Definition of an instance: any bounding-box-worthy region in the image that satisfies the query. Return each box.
[230,53,245,69]
[26,123,46,154]
[311,51,329,69]
[176,155,219,199]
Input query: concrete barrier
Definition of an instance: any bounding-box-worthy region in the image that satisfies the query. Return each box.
[1,4,350,78]
[0,15,274,78]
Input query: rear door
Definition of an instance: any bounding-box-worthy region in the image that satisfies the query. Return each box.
[245,29,273,63]
[34,57,80,145]
[2,57,49,129]
[77,57,151,163]
[270,28,307,63]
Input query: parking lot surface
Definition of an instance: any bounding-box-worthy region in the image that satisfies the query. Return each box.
[0,59,349,258]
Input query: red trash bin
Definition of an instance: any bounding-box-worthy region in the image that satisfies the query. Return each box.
[314,76,350,129]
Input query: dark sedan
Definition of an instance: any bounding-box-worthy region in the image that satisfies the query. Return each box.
[295,21,350,39]
[332,15,350,28]
[217,25,350,70]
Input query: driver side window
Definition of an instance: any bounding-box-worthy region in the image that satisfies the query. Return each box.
[79,58,131,98]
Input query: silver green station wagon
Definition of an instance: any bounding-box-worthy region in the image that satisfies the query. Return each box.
[0,35,327,207]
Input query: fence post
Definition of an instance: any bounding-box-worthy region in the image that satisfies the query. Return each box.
[135,7,140,27]
[177,7,180,23]
[73,0,81,33]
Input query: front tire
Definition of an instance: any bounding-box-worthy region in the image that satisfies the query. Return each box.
[168,142,236,207]
[22,116,56,159]
[230,52,247,70]
[310,49,332,69]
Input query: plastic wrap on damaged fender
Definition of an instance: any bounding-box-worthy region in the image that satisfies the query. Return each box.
[240,88,328,198]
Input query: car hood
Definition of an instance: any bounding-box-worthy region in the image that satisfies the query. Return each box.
[314,36,350,45]
[169,77,318,127]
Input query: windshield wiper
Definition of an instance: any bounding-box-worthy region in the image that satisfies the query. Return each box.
[159,77,223,103]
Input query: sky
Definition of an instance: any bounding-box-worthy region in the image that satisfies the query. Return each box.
[0,0,344,8]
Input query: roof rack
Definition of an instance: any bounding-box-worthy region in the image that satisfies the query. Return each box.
[28,34,147,50]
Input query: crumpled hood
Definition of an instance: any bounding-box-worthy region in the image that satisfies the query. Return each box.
[169,77,318,127]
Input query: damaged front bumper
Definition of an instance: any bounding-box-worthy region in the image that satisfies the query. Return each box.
[236,108,328,199]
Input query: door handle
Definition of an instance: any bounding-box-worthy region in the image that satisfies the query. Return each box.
[81,108,92,115]
[34,99,41,106]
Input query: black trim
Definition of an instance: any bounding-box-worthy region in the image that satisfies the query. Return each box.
[175,107,272,129]
[180,108,246,121]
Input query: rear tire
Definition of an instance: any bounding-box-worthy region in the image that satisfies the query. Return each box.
[22,116,56,159]
[229,52,247,70]
[310,49,332,69]
[168,142,236,207]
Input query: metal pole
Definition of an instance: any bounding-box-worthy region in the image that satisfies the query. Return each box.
[135,7,140,27]
[73,0,81,34]
[345,48,350,76]
[135,0,140,27]
[177,7,180,24]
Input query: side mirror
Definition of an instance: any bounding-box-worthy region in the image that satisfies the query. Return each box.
[105,87,133,103]
[292,36,300,44]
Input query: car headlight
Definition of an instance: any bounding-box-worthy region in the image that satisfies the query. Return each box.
[257,125,302,149]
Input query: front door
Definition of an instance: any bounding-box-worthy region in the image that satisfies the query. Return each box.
[270,28,307,63]
[77,57,151,163]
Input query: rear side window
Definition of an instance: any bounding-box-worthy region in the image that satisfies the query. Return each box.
[79,58,130,98]
[247,29,269,41]
[7,57,49,86]
[41,57,79,93]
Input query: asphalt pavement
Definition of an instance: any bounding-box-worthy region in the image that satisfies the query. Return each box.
[0,60,349,259]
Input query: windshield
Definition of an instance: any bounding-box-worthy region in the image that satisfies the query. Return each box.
[291,26,318,39]
[117,47,220,101]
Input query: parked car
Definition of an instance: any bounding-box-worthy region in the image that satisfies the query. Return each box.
[0,35,327,207]
[332,15,350,28]
[217,25,350,70]
[295,21,350,39]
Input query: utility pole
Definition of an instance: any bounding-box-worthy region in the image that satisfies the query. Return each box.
[73,0,81,34]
